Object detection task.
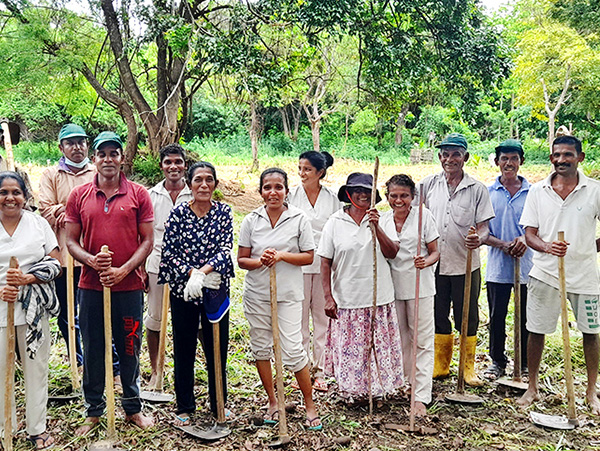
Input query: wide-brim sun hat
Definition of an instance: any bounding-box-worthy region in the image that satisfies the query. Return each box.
[93,131,123,150]
[436,133,468,151]
[338,172,382,204]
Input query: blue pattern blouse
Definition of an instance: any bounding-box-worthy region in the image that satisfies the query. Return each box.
[158,201,235,298]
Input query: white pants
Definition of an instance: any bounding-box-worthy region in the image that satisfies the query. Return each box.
[395,296,434,404]
[144,272,163,332]
[243,296,308,373]
[0,319,50,437]
[302,274,328,379]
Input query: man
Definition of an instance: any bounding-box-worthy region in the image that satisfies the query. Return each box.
[66,131,155,433]
[145,144,191,388]
[419,133,494,386]
[482,139,532,380]
[38,124,95,368]
[517,135,600,414]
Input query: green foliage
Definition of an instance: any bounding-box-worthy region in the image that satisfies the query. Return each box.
[131,152,162,186]
[185,97,245,140]
[9,141,62,165]
[349,109,378,135]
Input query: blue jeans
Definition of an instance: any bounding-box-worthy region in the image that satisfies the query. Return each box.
[79,289,143,417]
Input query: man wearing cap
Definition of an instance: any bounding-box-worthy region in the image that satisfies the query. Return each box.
[418,133,494,386]
[482,139,532,381]
[66,131,155,433]
[517,135,600,414]
[39,124,95,369]
[145,143,191,388]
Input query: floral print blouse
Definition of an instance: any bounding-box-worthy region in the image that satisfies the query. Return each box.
[158,201,235,298]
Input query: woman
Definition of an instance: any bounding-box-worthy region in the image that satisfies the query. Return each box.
[238,168,321,430]
[159,162,234,425]
[380,174,440,416]
[0,171,61,450]
[320,172,403,403]
[287,151,342,391]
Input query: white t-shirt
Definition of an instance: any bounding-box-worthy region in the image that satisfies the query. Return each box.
[239,205,315,302]
[380,207,439,300]
[287,184,343,274]
[318,208,395,309]
[146,180,192,274]
[520,170,600,295]
[0,211,59,326]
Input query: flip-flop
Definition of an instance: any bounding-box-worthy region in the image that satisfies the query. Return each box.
[26,432,55,450]
[263,410,279,425]
[312,379,328,392]
[305,416,322,431]
[173,413,191,427]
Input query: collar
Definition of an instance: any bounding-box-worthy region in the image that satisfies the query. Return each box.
[492,175,530,192]
[437,170,476,193]
[57,156,94,174]
[255,203,302,224]
[150,179,191,198]
[92,172,128,196]
[542,169,587,191]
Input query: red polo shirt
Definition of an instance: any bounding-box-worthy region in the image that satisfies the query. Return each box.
[66,173,154,292]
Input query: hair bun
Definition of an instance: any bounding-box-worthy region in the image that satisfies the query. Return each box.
[321,151,334,168]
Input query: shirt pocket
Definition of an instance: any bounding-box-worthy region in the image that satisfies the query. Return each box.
[450,202,473,228]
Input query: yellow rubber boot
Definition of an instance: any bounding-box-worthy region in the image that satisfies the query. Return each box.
[433,334,453,379]
[464,335,484,387]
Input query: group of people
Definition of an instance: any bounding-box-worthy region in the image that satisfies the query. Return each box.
[0,123,599,450]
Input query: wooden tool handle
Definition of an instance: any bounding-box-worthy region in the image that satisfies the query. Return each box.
[101,245,116,441]
[456,231,474,394]
[368,157,379,415]
[270,266,288,437]
[156,284,170,392]
[558,232,577,422]
[66,253,80,390]
[3,256,18,451]
[513,257,522,382]
[213,321,226,423]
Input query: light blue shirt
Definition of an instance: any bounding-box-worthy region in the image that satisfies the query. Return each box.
[485,176,533,284]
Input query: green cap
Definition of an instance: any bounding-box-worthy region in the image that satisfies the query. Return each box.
[495,138,523,155]
[58,124,88,142]
[93,131,122,150]
[436,133,468,151]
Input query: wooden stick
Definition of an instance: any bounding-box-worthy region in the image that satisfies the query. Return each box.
[101,245,116,441]
[558,231,577,422]
[1,121,15,171]
[213,321,226,423]
[409,185,424,431]
[3,256,18,451]
[456,232,474,395]
[513,257,522,382]
[155,284,170,392]
[269,266,288,439]
[368,157,380,415]
[66,253,80,390]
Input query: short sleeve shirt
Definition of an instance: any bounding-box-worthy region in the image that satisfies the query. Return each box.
[0,211,58,326]
[486,176,533,284]
[520,170,600,294]
[65,174,154,292]
[287,184,343,274]
[380,207,439,300]
[239,205,315,302]
[418,171,495,276]
[147,180,192,274]
[318,208,395,309]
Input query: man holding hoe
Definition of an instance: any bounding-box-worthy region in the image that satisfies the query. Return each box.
[66,131,155,433]
[517,135,600,414]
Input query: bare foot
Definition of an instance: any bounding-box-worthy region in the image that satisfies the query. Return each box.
[414,401,427,417]
[126,412,154,429]
[586,389,600,415]
[148,372,158,390]
[516,388,540,408]
[75,416,100,436]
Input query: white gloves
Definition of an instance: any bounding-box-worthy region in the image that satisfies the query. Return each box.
[183,270,222,301]
[184,269,206,301]
[204,271,222,290]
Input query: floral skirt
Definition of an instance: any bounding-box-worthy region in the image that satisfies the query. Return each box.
[324,303,404,400]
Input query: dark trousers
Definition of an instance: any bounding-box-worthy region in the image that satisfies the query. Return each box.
[79,289,143,417]
[486,282,528,369]
[55,267,83,366]
[171,292,229,416]
[435,268,481,336]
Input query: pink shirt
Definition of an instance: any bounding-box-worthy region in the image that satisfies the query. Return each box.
[65,173,154,292]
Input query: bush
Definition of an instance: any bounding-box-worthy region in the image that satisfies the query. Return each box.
[6,141,62,165]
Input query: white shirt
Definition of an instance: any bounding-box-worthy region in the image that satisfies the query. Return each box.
[239,205,315,301]
[146,180,192,274]
[381,208,439,300]
[418,171,494,276]
[318,208,395,309]
[520,170,600,294]
[287,184,343,274]
[0,211,58,327]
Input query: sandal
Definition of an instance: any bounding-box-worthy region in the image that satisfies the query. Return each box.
[263,410,279,425]
[173,413,191,427]
[312,379,328,392]
[26,432,54,450]
[305,416,322,431]
[483,362,505,381]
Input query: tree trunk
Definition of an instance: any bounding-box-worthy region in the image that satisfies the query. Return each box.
[395,105,409,146]
[548,111,556,153]
[281,107,291,138]
[250,100,260,171]
[291,104,301,141]
[310,119,320,152]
